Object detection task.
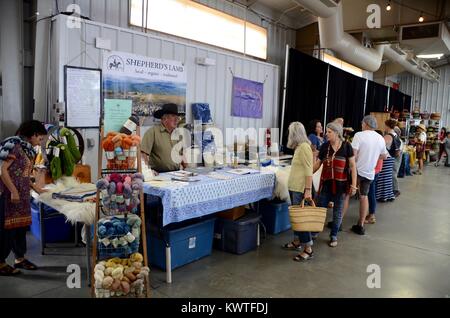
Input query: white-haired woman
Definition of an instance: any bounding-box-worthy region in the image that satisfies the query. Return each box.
[313,122,357,247]
[282,122,315,261]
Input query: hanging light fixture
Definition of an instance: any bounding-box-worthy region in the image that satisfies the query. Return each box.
[386,1,391,11]
[419,12,424,22]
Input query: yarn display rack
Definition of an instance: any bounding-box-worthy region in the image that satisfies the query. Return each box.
[91,124,150,298]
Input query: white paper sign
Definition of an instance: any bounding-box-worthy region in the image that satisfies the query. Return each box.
[65,66,101,128]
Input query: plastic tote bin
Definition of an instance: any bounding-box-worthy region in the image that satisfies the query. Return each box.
[260,199,291,234]
[214,213,260,254]
[147,217,216,271]
[30,200,73,243]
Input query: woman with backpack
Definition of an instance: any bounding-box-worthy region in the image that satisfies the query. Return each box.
[384,119,402,197]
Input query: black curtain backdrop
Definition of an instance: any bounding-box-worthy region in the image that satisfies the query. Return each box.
[365,80,389,114]
[389,88,412,112]
[282,48,328,147]
[404,94,412,112]
[326,66,367,131]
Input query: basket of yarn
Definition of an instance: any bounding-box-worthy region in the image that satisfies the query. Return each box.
[97,214,142,260]
[94,253,150,298]
[96,173,144,215]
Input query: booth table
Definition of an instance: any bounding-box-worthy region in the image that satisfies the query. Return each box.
[32,191,95,285]
[143,168,275,282]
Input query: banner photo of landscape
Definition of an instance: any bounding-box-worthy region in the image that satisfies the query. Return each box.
[231,77,263,119]
[103,51,187,126]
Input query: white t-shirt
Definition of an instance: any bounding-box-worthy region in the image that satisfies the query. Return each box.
[351,130,388,180]
[418,132,427,143]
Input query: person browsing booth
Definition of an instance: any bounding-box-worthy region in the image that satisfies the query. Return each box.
[141,103,184,173]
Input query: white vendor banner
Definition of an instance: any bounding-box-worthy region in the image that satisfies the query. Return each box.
[103,51,187,125]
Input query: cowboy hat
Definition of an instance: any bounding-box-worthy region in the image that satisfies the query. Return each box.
[417,124,426,131]
[153,103,180,119]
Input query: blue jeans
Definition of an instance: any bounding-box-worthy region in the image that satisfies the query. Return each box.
[289,191,313,247]
[368,173,379,215]
[317,191,345,241]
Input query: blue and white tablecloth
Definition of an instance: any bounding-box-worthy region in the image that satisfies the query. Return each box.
[143,169,275,226]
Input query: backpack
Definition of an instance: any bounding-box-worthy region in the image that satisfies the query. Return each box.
[388,133,402,158]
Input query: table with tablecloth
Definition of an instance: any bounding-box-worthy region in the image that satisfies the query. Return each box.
[143,168,275,283]
[143,168,276,227]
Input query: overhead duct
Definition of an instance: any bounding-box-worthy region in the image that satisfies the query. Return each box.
[383,45,438,82]
[294,0,438,81]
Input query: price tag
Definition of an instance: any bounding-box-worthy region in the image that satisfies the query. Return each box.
[123,119,137,133]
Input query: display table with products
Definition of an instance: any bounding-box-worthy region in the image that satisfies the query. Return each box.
[143,168,275,283]
[143,168,275,227]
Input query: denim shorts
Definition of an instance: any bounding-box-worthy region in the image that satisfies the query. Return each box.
[358,175,373,196]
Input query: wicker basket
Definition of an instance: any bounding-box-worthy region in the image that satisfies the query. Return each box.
[430,113,441,120]
[289,199,327,232]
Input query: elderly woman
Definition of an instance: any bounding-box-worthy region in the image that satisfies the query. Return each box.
[313,122,357,247]
[282,122,314,261]
[0,120,47,276]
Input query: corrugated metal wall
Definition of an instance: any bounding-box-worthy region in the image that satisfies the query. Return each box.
[52,0,296,70]
[398,66,450,129]
[51,15,280,178]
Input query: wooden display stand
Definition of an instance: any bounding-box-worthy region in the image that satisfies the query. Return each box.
[370,112,391,131]
[91,126,150,298]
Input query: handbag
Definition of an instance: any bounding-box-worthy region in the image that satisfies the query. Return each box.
[288,199,327,232]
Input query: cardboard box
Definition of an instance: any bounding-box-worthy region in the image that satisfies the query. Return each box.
[216,206,245,220]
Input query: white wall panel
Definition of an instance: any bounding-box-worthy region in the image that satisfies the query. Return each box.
[399,66,450,128]
[48,0,296,65]
[35,3,284,177]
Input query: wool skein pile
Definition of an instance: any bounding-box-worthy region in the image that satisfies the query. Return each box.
[94,253,149,298]
[102,132,141,170]
[97,214,141,259]
[96,173,144,215]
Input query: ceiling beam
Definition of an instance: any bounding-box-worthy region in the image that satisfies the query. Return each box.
[246,0,259,8]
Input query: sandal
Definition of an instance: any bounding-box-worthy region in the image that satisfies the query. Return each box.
[0,264,21,276]
[14,259,38,270]
[293,249,314,262]
[364,216,376,224]
[282,241,301,251]
[328,240,338,247]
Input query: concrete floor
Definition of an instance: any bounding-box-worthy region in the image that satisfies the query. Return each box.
[1,165,449,298]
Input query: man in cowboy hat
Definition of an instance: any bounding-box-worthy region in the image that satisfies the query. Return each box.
[141,103,184,172]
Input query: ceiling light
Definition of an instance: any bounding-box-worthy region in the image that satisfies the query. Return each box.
[418,13,424,23]
[386,2,391,11]
[417,53,444,59]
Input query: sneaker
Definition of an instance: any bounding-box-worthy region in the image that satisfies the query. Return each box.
[394,191,401,197]
[351,224,365,235]
[327,221,342,231]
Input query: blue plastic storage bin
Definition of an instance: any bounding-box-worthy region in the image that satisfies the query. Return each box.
[260,199,291,234]
[214,213,260,254]
[147,217,216,271]
[30,201,73,243]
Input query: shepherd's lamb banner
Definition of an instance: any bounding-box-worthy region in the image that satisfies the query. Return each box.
[103,51,186,125]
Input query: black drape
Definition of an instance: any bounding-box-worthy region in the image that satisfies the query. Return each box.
[282,48,328,147]
[389,89,411,112]
[326,66,367,131]
[404,94,412,112]
[365,80,389,114]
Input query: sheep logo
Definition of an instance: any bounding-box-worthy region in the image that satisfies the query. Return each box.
[107,55,124,71]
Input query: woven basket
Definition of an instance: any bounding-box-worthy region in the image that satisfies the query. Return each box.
[430,113,441,120]
[289,199,327,232]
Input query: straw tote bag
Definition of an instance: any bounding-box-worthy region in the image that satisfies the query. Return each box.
[289,199,327,232]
